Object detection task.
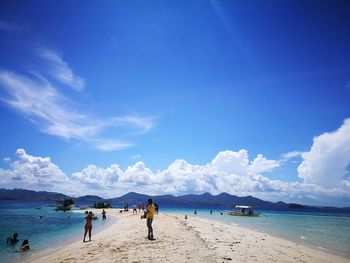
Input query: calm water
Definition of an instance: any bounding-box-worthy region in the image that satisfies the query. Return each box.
[163,207,350,258]
[0,201,115,263]
[1,202,349,262]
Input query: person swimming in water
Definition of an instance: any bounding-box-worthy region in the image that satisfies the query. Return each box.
[83,211,95,242]
[6,233,19,245]
[18,240,30,252]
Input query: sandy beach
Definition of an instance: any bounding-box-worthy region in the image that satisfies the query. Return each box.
[25,209,350,263]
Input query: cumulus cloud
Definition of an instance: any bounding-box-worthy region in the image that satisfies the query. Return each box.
[0,149,75,194]
[210,150,249,175]
[38,49,85,91]
[298,118,350,188]
[249,154,280,174]
[120,162,153,185]
[72,164,122,189]
[1,147,350,206]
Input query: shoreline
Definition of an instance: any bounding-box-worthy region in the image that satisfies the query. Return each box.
[224,218,350,260]
[168,209,350,258]
[24,209,350,263]
[20,209,117,263]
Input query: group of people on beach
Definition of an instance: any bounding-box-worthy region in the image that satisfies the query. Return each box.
[6,233,30,252]
[83,198,157,242]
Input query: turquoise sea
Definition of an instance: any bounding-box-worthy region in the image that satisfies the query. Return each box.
[165,207,350,258]
[0,201,115,263]
[0,201,349,262]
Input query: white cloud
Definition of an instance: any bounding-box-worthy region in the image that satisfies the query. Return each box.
[92,139,133,152]
[282,151,302,160]
[1,146,349,206]
[72,164,122,189]
[38,49,85,91]
[109,115,157,135]
[249,154,280,174]
[210,150,249,175]
[298,118,350,188]
[0,69,156,151]
[0,149,75,194]
[120,162,153,185]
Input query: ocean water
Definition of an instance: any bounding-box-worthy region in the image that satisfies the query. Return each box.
[0,201,115,263]
[162,207,350,258]
[1,202,349,262]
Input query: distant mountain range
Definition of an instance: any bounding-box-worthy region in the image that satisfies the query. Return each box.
[1,188,349,212]
[0,188,69,201]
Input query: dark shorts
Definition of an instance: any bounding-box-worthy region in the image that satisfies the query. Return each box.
[146,217,153,228]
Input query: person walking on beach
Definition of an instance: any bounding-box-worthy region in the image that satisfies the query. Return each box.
[102,209,107,220]
[144,198,155,240]
[83,211,95,242]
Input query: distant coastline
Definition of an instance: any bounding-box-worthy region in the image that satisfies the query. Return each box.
[1,188,349,212]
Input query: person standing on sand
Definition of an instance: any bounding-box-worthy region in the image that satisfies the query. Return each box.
[83,211,95,242]
[102,209,107,220]
[145,198,155,240]
[133,204,137,215]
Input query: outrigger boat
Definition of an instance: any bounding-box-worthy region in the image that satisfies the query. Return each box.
[56,198,75,211]
[229,205,260,216]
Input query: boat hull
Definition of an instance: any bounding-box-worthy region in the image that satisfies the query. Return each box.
[56,204,74,211]
[228,212,260,216]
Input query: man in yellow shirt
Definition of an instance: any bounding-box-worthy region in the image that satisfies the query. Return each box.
[145,198,155,240]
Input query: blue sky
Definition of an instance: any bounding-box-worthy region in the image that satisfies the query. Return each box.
[0,0,350,206]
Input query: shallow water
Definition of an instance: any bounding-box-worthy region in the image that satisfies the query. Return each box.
[162,207,350,258]
[1,202,349,262]
[0,201,115,263]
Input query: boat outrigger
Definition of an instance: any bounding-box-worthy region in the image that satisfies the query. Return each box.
[56,198,75,211]
[229,205,260,216]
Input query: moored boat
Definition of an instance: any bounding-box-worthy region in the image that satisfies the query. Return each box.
[56,198,75,211]
[228,205,260,216]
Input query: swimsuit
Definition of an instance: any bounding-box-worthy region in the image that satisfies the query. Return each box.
[85,215,93,230]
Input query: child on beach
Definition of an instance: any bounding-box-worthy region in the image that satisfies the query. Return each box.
[83,211,95,242]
